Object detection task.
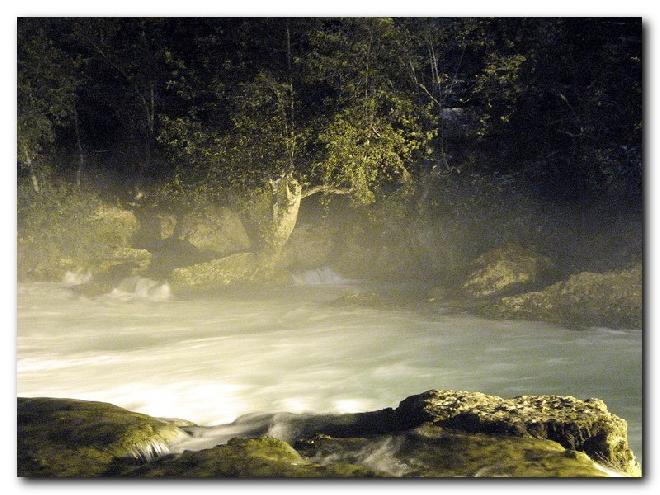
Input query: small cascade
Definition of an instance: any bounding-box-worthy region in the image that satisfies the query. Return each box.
[109,276,171,301]
[62,270,92,286]
[292,266,349,286]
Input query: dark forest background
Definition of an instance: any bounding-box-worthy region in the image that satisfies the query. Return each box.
[17,17,643,285]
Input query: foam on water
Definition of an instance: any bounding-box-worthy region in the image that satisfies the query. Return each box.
[16,281,642,461]
[108,276,171,301]
[62,270,92,286]
[292,266,350,286]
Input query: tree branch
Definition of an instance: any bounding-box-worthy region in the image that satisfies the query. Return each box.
[301,185,353,199]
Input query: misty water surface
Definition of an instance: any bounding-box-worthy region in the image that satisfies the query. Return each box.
[17,274,642,458]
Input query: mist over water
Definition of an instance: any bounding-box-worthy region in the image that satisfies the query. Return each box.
[17,275,642,458]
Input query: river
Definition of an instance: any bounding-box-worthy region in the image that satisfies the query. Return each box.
[16,271,643,459]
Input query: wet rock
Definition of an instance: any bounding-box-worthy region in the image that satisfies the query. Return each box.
[120,437,373,478]
[146,238,210,278]
[394,390,639,475]
[482,264,642,329]
[90,204,139,248]
[279,224,335,270]
[133,208,177,249]
[176,206,251,257]
[229,389,639,476]
[17,397,187,478]
[296,425,607,477]
[169,252,291,294]
[17,390,639,478]
[462,243,554,298]
[73,248,153,297]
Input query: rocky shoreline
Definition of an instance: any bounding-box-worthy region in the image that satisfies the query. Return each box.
[18,196,642,330]
[17,389,641,478]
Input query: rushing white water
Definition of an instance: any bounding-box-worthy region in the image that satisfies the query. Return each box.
[17,279,642,459]
[292,267,349,286]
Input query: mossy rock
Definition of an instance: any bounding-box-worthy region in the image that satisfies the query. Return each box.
[169,252,290,295]
[176,206,251,257]
[17,397,187,478]
[394,390,640,476]
[482,264,642,329]
[90,205,139,248]
[296,425,608,477]
[232,389,640,476]
[462,243,554,298]
[120,437,374,478]
[17,390,639,478]
[279,224,335,270]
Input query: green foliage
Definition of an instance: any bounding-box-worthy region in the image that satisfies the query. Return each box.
[17,19,77,169]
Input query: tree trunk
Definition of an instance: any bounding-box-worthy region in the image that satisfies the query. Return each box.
[73,108,85,187]
[25,151,40,194]
[265,175,302,261]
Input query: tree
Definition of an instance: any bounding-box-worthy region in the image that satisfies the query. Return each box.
[18,18,77,192]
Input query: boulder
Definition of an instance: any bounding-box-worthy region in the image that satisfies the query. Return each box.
[133,208,177,249]
[17,397,187,478]
[17,390,639,478]
[18,201,139,282]
[169,253,290,294]
[90,204,139,249]
[279,224,335,270]
[393,390,639,475]
[186,389,639,476]
[73,248,153,297]
[482,264,642,329]
[462,243,554,298]
[176,206,251,257]
[147,238,210,279]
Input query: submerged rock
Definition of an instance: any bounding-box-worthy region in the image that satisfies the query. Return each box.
[17,390,639,478]
[482,264,642,329]
[17,397,187,477]
[462,243,554,298]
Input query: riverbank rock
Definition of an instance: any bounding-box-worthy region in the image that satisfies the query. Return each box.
[146,238,211,279]
[176,206,251,257]
[482,264,642,329]
[462,243,554,298]
[133,208,178,249]
[17,390,639,478]
[18,200,140,282]
[90,204,139,248]
[17,397,187,478]
[279,224,335,270]
[169,252,291,294]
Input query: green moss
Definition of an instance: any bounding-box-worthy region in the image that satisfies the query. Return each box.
[296,426,608,478]
[18,397,185,478]
[122,437,375,478]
